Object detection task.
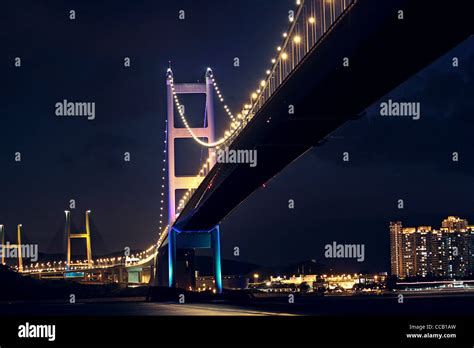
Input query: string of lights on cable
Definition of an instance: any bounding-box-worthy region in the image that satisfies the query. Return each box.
[158,120,167,237]
[169,74,242,148]
[170,0,313,213]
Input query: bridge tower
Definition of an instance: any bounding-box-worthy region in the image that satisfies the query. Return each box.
[166,68,217,223]
[17,224,23,272]
[0,224,4,265]
[65,210,92,268]
[0,224,24,271]
[164,68,222,293]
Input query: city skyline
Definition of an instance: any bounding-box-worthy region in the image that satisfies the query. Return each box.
[390,216,474,279]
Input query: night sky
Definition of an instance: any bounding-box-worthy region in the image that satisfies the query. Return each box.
[1,1,473,272]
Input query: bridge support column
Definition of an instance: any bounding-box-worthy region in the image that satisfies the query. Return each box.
[17,224,23,272]
[211,226,223,293]
[0,224,4,265]
[118,268,123,283]
[168,225,222,294]
[168,227,177,289]
[65,210,93,269]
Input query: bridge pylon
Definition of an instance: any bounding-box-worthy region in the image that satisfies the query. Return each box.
[17,224,23,272]
[0,224,24,271]
[0,224,4,265]
[65,210,92,268]
[166,68,216,224]
[163,68,222,293]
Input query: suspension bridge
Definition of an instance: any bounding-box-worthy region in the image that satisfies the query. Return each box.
[2,0,471,293]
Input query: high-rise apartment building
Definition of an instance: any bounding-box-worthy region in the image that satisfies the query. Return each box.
[389,222,403,277]
[390,217,473,279]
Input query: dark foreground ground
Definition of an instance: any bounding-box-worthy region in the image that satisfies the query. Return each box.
[1,292,473,316]
[1,293,473,346]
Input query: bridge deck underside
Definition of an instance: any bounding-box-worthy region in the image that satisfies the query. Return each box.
[175,0,472,231]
